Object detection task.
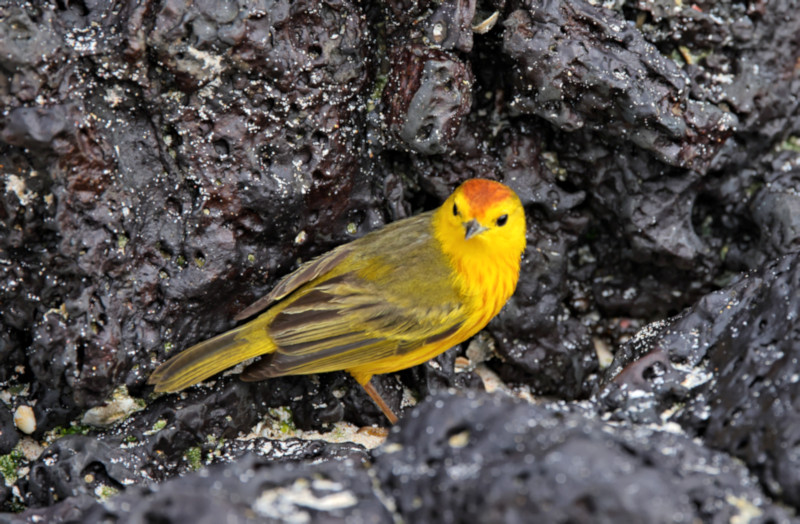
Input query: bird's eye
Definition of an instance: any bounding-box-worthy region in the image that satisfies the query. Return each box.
[496,214,508,227]
[453,203,459,216]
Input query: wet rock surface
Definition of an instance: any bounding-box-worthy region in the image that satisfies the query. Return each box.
[375,393,794,523]
[503,0,737,173]
[11,455,390,524]
[1,0,799,520]
[3,393,796,523]
[602,253,800,509]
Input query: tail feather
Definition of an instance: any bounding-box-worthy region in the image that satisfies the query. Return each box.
[148,323,275,392]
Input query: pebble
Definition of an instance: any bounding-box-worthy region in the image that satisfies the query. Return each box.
[14,405,36,434]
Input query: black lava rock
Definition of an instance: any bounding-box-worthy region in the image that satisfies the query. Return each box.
[0,405,18,455]
[6,392,794,523]
[373,392,793,523]
[602,253,800,509]
[6,455,388,524]
[2,0,800,518]
[0,0,381,437]
[383,44,474,155]
[23,435,143,508]
[503,0,736,173]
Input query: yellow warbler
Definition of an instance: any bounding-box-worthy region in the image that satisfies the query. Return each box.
[149,179,526,423]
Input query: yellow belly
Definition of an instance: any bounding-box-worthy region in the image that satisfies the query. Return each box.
[346,306,497,384]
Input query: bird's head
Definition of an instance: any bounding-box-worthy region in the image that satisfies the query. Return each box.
[435,179,527,261]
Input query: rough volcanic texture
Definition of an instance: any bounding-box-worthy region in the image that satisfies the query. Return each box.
[2,0,800,519]
[6,393,795,523]
[11,455,390,524]
[600,253,800,509]
[498,0,800,299]
[748,152,800,261]
[372,393,794,523]
[24,435,145,508]
[0,0,377,435]
[424,0,477,53]
[15,379,372,510]
[503,0,737,173]
[19,432,369,511]
[632,0,800,168]
[0,405,18,455]
[501,0,732,278]
[382,44,474,155]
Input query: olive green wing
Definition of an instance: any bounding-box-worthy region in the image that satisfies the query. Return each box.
[234,213,435,322]
[240,270,467,381]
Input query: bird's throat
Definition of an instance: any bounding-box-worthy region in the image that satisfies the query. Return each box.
[432,205,521,317]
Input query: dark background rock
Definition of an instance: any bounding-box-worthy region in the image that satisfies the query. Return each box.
[0,405,18,455]
[383,45,474,155]
[503,0,737,173]
[600,253,800,509]
[1,0,800,519]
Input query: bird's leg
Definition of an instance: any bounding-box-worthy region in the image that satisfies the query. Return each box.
[361,380,399,425]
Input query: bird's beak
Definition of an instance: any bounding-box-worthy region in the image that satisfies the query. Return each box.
[463,219,488,240]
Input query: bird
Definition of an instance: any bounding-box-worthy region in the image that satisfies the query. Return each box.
[148,178,527,424]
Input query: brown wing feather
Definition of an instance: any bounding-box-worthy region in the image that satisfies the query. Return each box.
[241,270,466,380]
